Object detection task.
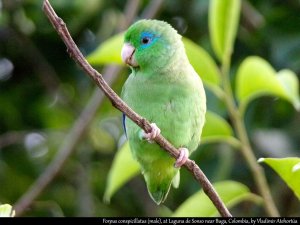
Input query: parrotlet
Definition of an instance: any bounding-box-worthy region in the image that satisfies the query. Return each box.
[121,19,206,204]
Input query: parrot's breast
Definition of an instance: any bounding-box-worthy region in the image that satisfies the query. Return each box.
[122,67,206,159]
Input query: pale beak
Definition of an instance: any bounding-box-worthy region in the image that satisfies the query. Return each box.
[121,43,139,67]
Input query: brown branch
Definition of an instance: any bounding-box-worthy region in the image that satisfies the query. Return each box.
[42,0,232,217]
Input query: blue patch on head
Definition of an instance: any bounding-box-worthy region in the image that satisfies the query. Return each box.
[140,32,159,49]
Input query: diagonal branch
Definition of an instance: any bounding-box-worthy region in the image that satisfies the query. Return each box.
[42,0,232,217]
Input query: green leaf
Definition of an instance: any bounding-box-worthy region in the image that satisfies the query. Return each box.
[182,37,220,88]
[236,56,300,114]
[172,180,262,217]
[258,157,300,200]
[0,204,15,217]
[277,69,300,110]
[201,111,239,147]
[103,142,140,202]
[87,32,124,65]
[209,0,241,62]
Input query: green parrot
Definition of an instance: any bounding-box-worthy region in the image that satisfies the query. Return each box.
[121,19,206,205]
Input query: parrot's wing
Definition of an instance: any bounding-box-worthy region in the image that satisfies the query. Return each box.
[122,113,127,138]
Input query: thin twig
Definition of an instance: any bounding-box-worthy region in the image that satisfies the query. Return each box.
[41,0,232,217]
[118,0,140,32]
[0,131,27,149]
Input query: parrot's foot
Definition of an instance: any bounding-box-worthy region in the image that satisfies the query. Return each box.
[142,123,161,143]
[174,148,189,168]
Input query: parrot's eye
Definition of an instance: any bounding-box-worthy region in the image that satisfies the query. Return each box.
[140,32,158,48]
[141,37,151,45]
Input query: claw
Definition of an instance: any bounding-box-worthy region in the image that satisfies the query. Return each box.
[174,148,189,168]
[142,123,161,143]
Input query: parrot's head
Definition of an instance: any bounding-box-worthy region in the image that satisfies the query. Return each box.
[121,19,185,72]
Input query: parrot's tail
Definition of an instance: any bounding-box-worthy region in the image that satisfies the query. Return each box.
[144,167,178,205]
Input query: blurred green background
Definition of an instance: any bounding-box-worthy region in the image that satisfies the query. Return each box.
[0,0,300,217]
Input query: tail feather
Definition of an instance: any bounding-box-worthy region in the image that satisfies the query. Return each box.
[148,186,170,205]
[144,168,179,205]
[146,177,172,205]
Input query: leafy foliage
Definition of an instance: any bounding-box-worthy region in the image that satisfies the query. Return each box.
[172,181,261,217]
[209,0,241,63]
[0,204,15,217]
[181,38,221,92]
[1,0,300,217]
[103,142,139,203]
[87,32,124,65]
[201,111,238,146]
[236,56,300,114]
[259,158,300,200]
